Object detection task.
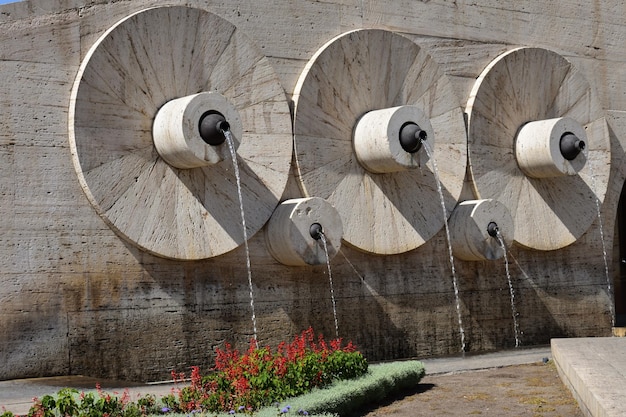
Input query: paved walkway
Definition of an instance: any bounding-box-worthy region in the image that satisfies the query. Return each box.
[552,337,626,417]
[0,376,180,415]
[5,340,625,417]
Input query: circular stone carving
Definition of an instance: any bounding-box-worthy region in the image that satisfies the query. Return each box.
[466,47,610,251]
[68,6,292,260]
[293,29,467,254]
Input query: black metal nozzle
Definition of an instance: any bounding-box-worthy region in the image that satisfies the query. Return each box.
[487,222,499,238]
[560,132,585,161]
[399,122,427,154]
[199,111,229,146]
[309,223,323,240]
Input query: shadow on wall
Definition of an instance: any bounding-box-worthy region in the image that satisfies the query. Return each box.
[64,232,439,381]
[609,115,626,327]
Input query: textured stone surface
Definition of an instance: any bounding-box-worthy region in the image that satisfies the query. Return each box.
[0,0,622,382]
[466,47,611,251]
[293,29,467,254]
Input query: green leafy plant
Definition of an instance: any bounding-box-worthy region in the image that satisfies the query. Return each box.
[3,328,371,417]
[167,327,368,414]
[23,385,162,417]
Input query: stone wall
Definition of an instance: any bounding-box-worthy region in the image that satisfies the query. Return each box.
[0,0,624,382]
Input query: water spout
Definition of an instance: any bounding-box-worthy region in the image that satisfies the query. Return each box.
[266,198,343,266]
[399,122,427,153]
[560,132,585,161]
[353,105,434,173]
[487,222,499,238]
[199,111,229,146]
[516,117,587,178]
[153,92,241,168]
[310,223,323,240]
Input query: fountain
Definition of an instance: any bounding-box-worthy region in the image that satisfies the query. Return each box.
[224,128,258,345]
[2,0,622,384]
[265,197,343,266]
[68,6,293,260]
[450,199,520,346]
[465,47,611,251]
[449,199,514,262]
[588,158,614,326]
[292,29,467,255]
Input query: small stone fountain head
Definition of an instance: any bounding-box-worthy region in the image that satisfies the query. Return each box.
[399,122,427,153]
[199,111,230,146]
[309,222,324,240]
[487,221,500,238]
[559,132,585,161]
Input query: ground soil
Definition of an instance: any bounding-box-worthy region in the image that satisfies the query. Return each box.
[352,362,583,417]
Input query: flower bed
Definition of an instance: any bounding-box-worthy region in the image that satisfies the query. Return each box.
[1,328,375,417]
[161,328,368,414]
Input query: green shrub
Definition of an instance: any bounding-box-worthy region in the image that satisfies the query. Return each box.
[166,360,425,417]
[166,328,368,414]
[266,360,425,417]
[22,386,162,417]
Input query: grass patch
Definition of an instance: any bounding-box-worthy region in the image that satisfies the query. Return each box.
[462,392,493,402]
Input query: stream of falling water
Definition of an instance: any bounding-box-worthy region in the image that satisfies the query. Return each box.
[496,231,521,347]
[320,233,340,339]
[225,131,258,345]
[588,160,614,326]
[423,141,466,352]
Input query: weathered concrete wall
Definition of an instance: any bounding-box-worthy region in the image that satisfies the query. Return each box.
[0,0,623,382]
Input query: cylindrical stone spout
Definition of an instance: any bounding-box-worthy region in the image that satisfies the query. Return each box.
[449,199,514,261]
[353,105,434,173]
[153,92,242,169]
[265,197,343,266]
[515,117,588,178]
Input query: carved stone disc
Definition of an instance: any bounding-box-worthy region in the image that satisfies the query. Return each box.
[466,47,610,251]
[69,6,292,260]
[293,29,467,254]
